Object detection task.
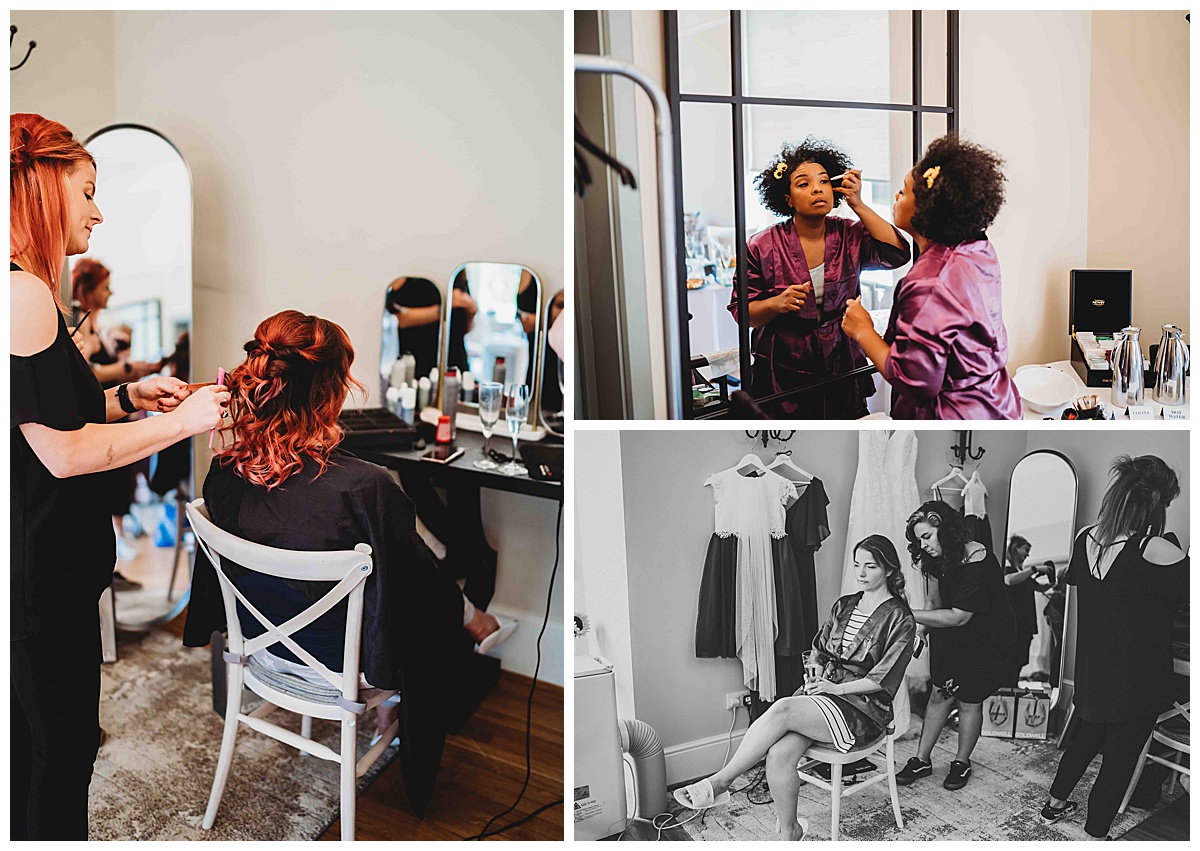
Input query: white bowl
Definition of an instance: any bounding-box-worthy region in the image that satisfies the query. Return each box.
[1014,365,1077,413]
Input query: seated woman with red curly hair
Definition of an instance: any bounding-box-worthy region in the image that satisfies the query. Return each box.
[182,309,507,816]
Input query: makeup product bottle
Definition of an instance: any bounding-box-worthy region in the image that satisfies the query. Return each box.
[386,385,401,416]
[417,376,431,410]
[492,356,506,386]
[442,367,460,440]
[435,414,452,444]
[401,352,416,386]
[461,371,476,404]
[400,385,416,424]
[388,357,406,390]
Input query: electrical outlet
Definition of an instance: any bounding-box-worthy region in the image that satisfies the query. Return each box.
[725,690,751,710]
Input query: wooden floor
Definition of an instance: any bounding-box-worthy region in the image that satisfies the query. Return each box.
[1116,795,1190,841]
[158,612,564,841]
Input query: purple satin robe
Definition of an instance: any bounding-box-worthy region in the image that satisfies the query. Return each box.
[883,239,1022,420]
[730,217,911,418]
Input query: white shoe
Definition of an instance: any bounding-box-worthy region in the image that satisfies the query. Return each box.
[476,617,519,655]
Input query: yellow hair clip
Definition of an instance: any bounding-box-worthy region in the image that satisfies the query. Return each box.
[774,160,787,180]
[923,165,941,188]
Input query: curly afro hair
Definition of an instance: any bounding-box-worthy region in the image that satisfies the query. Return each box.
[755,136,853,219]
[910,134,1006,246]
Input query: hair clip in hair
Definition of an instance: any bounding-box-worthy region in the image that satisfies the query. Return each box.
[923,165,941,188]
[773,160,787,180]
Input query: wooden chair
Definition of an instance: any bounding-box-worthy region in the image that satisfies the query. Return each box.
[1118,700,1191,814]
[796,726,903,841]
[187,499,399,841]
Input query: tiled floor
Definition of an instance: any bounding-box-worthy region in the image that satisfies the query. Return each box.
[672,726,1185,841]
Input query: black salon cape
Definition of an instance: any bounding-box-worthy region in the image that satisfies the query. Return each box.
[183,448,500,817]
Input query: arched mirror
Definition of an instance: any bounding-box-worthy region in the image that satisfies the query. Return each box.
[539,288,566,436]
[440,261,543,426]
[76,124,193,631]
[379,275,444,404]
[1002,450,1078,710]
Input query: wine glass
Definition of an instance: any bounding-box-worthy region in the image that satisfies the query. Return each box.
[500,384,530,477]
[474,381,502,470]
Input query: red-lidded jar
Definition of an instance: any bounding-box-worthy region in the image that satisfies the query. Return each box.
[435,414,452,444]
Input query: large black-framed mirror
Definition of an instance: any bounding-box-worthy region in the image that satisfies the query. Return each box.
[1002,449,1078,714]
[76,123,194,631]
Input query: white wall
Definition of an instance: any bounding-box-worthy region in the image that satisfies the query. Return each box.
[1085,11,1189,341]
[959,11,1093,368]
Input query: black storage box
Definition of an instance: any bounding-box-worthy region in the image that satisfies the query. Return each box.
[1069,269,1132,387]
[337,407,416,449]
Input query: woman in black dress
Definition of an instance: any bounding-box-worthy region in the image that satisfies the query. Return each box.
[10,113,229,839]
[1003,534,1052,685]
[896,500,1014,791]
[1041,456,1187,838]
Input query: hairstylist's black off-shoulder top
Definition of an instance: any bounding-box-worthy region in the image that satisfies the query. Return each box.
[10,263,114,640]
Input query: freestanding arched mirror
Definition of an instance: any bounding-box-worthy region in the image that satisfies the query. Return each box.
[440,261,543,427]
[77,124,193,631]
[379,275,444,404]
[539,288,565,437]
[1002,449,1078,714]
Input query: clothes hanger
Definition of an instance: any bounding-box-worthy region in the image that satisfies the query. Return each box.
[766,450,812,485]
[726,452,767,478]
[931,464,969,499]
[574,115,637,198]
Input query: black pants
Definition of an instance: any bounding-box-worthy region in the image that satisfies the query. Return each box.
[1049,713,1158,837]
[11,608,103,840]
[1009,630,1034,686]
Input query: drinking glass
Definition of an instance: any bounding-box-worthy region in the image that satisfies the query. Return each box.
[474,381,503,470]
[501,384,530,477]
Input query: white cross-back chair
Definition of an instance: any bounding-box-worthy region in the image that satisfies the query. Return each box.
[186,499,399,841]
[797,726,903,841]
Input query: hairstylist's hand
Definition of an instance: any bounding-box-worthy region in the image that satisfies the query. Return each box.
[803,677,841,696]
[130,376,190,413]
[841,297,873,342]
[128,360,160,380]
[74,329,102,361]
[173,383,230,436]
[835,168,864,210]
[773,284,808,315]
[451,288,478,315]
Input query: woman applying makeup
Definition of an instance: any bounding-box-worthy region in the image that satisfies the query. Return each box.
[732,137,910,419]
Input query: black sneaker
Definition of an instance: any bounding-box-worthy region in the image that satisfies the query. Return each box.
[1040,800,1078,823]
[943,759,972,790]
[895,757,932,786]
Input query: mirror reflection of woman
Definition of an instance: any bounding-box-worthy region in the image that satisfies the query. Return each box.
[1042,456,1187,838]
[674,535,916,841]
[386,275,444,379]
[11,113,228,840]
[733,136,910,418]
[897,501,1015,792]
[842,135,1021,419]
[71,259,157,385]
[1003,534,1051,686]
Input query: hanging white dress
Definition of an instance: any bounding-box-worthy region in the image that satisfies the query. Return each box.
[840,431,926,735]
[702,468,797,702]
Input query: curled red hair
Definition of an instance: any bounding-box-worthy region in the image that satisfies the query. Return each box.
[10,113,95,302]
[214,310,365,490]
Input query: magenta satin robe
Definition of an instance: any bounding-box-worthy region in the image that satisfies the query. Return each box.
[730,217,911,419]
[883,239,1022,420]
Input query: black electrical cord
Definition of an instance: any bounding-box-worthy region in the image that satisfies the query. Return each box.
[474,797,565,839]
[466,498,563,841]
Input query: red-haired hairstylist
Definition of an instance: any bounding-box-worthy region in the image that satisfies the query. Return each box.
[10,113,229,839]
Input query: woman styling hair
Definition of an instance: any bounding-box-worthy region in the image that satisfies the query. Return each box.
[184,309,511,816]
[841,134,1021,419]
[896,501,1015,792]
[1003,534,1048,686]
[674,535,915,841]
[11,112,228,840]
[1041,456,1187,838]
[734,136,910,419]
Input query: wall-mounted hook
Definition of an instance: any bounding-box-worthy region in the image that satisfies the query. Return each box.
[745,430,796,449]
[11,25,37,72]
[951,430,985,465]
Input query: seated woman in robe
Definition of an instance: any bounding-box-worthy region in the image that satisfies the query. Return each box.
[183,309,511,816]
[674,535,916,840]
[841,134,1021,419]
[733,136,911,419]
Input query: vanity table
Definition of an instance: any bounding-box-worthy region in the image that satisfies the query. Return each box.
[1020,359,1190,421]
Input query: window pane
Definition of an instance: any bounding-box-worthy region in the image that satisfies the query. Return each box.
[920,10,950,107]
[920,110,949,157]
[743,11,912,105]
[680,102,742,373]
[744,104,913,310]
[677,11,731,96]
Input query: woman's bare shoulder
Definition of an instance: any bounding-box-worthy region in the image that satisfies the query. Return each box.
[1143,536,1186,566]
[10,272,60,356]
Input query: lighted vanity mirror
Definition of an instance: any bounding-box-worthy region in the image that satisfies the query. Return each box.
[379,275,444,404]
[76,123,193,631]
[441,261,543,426]
[539,289,565,436]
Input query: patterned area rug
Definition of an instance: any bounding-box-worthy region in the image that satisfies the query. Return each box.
[89,629,399,840]
[673,726,1186,841]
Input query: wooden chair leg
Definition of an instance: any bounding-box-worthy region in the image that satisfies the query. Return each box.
[830,763,843,842]
[887,738,903,829]
[1166,751,1180,795]
[340,710,358,841]
[1118,733,1154,814]
[299,715,313,758]
[203,664,244,829]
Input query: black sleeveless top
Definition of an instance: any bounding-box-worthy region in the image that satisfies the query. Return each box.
[1065,528,1189,722]
[10,263,114,639]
